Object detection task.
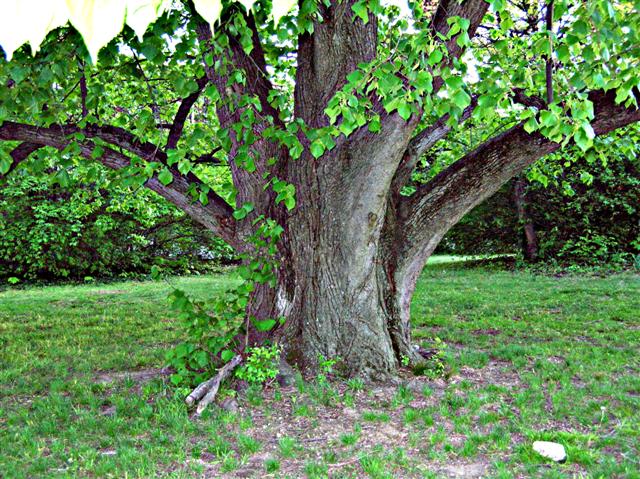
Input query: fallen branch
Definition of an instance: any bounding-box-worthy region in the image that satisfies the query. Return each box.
[186,354,243,416]
[185,376,216,407]
[415,346,438,360]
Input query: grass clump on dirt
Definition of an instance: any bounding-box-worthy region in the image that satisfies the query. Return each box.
[0,259,638,478]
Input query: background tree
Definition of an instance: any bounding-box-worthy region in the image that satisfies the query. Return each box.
[1,0,639,381]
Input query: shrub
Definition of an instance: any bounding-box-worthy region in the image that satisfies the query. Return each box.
[0,168,236,281]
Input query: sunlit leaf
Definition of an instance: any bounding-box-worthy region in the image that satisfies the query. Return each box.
[272,0,296,25]
[65,0,127,62]
[0,0,68,60]
[192,0,223,31]
[125,0,170,41]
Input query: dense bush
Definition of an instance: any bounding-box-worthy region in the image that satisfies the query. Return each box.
[0,169,236,281]
[437,156,640,266]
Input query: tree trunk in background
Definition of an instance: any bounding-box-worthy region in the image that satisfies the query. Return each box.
[513,176,539,262]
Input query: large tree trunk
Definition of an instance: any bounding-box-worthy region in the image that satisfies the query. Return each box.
[271,219,424,379]
[272,116,420,377]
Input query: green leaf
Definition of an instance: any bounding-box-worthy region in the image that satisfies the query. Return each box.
[233,202,254,220]
[254,318,276,332]
[150,265,162,280]
[351,1,369,23]
[157,168,173,185]
[368,117,381,133]
[0,150,12,175]
[346,70,364,84]
[452,89,471,109]
[194,350,209,368]
[523,117,539,133]
[284,196,295,210]
[477,95,496,109]
[233,209,247,220]
[310,140,325,159]
[397,102,412,121]
[540,110,557,128]
[428,49,443,66]
[574,123,595,151]
[166,149,183,166]
[55,169,70,187]
[221,350,235,362]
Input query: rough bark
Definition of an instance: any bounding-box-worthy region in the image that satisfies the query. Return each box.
[279,113,417,377]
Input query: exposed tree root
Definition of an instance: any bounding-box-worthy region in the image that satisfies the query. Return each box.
[186,354,243,416]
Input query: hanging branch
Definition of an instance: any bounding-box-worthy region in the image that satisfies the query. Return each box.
[545,0,554,104]
[79,60,89,119]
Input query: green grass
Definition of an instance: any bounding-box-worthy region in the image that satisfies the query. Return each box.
[1,259,639,478]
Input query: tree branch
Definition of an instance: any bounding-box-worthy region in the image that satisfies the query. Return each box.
[195,15,286,220]
[79,61,89,119]
[4,142,44,176]
[389,0,490,192]
[166,75,208,150]
[395,89,640,277]
[0,121,239,247]
[545,0,554,105]
[294,0,378,127]
[195,14,281,126]
[0,121,233,224]
[430,0,490,91]
[392,98,477,192]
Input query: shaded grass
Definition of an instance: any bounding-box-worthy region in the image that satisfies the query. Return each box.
[0,260,638,478]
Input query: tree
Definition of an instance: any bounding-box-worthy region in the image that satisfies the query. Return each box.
[1,0,639,379]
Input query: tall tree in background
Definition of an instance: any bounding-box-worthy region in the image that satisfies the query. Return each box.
[1,0,639,378]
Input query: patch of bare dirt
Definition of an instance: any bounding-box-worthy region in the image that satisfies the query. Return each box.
[178,360,530,478]
[94,289,127,295]
[472,328,502,336]
[452,361,522,390]
[436,462,489,478]
[94,367,170,385]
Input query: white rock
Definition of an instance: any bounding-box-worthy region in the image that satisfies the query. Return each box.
[533,441,567,462]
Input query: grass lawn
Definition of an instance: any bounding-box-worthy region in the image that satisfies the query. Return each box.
[0,260,638,478]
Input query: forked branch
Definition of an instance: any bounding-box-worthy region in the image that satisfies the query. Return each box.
[185,355,243,416]
[166,75,208,150]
